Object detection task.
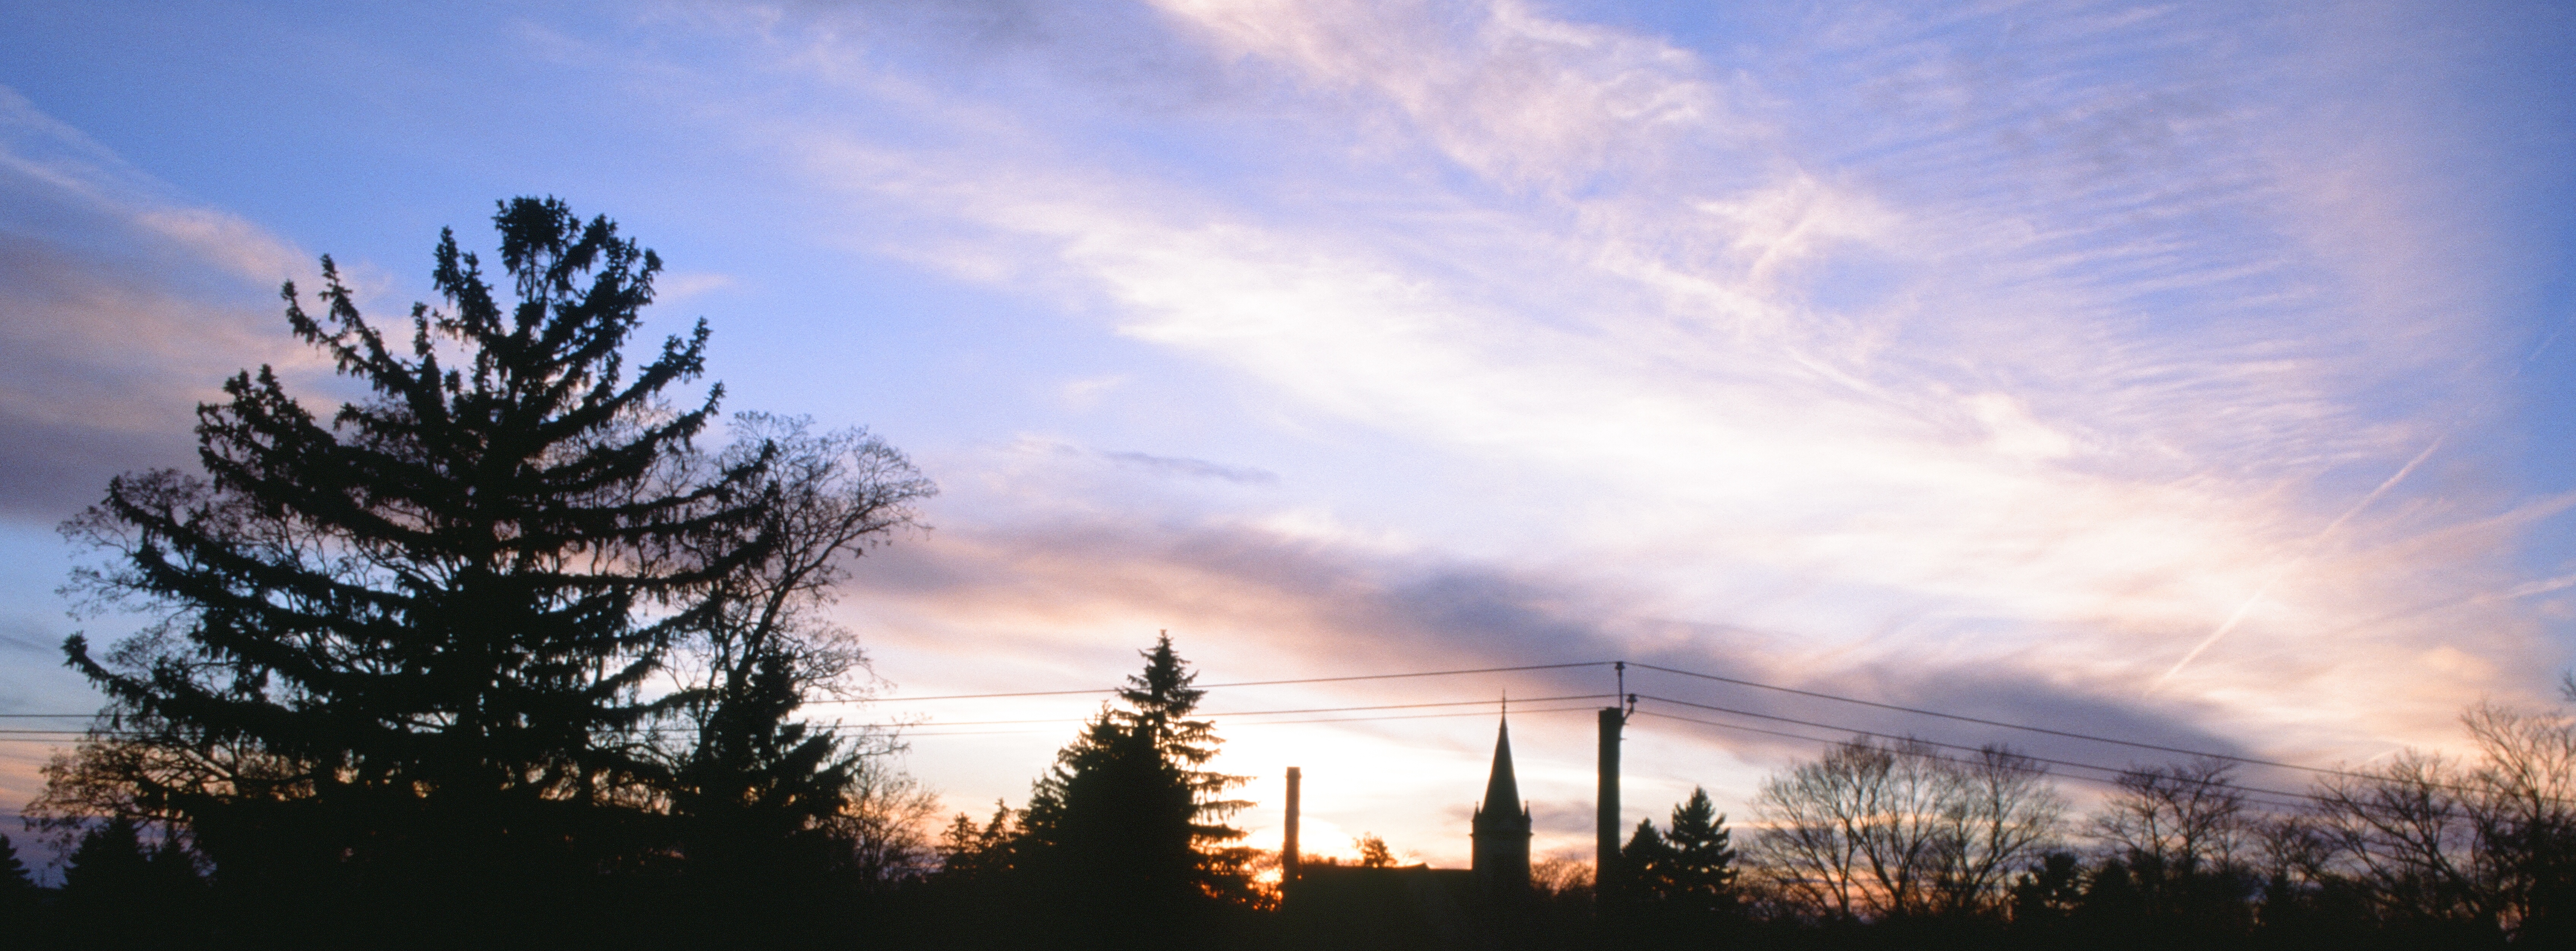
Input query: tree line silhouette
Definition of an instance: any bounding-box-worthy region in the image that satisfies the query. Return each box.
[10,198,2574,949]
[1705,708,2576,950]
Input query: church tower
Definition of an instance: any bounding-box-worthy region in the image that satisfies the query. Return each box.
[1470,714,1533,895]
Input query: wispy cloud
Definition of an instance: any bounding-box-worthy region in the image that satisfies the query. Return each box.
[0,87,309,284]
[1011,436,1283,485]
[654,270,737,301]
[655,0,2569,752]
[1099,450,1280,485]
[0,86,324,520]
[6,0,2563,861]
[836,464,2320,861]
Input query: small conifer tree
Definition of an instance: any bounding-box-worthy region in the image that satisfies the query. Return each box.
[1017,633,1255,946]
[1661,787,1741,915]
[0,832,42,929]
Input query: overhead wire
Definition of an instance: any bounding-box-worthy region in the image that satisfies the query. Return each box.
[1629,662,2414,786]
[845,657,2532,802]
[864,693,1613,729]
[897,704,1606,738]
[1637,707,2530,821]
[844,661,1615,703]
[1632,689,2576,811]
[0,697,1615,742]
[1632,707,2327,813]
[7,654,2526,808]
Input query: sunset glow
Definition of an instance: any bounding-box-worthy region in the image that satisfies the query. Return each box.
[4,0,2573,875]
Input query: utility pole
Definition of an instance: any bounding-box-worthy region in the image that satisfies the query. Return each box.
[1598,661,1629,925]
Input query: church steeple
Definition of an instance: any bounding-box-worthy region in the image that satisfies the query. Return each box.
[1470,711,1532,895]
[1481,717,1522,819]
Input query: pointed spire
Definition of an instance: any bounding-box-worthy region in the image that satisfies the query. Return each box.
[1472,705,1533,896]
[1481,711,1521,819]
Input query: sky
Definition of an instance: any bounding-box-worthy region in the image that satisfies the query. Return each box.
[3,0,2574,872]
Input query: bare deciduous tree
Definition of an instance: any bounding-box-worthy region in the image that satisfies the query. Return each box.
[653,412,940,889]
[2093,757,2251,876]
[2303,703,2576,940]
[1531,856,1593,901]
[2309,750,2493,927]
[1934,746,2067,914]
[1750,738,2065,921]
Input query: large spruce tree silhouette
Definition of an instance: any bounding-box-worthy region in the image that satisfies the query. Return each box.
[57,197,778,947]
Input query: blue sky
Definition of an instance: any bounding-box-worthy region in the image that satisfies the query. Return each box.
[3,0,2574,870]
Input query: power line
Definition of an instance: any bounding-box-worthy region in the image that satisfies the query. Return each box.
[1200,662,1612,689]
[897,705,1606,738]
[8,652,2411,789]
[1631,662,2401,785]
[1212,704,1601,727]
[0,662,1612,723]
[1633,693,2576,812]
[1637,706,2550,821]
[0,697,1611,741]
[858,693,1612,729]
[1636,710,2318,812]
[1633,706,2325,812]
[850,661,1613,703]
[4,653,2512,800]
[1189,692,1607,719]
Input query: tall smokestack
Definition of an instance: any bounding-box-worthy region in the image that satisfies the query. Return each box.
[1284,767,1302,887]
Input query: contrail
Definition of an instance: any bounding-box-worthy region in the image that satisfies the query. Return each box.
[2316,435,2447,541]
[2154,309,2576,690]
[2153,436,2445,688]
